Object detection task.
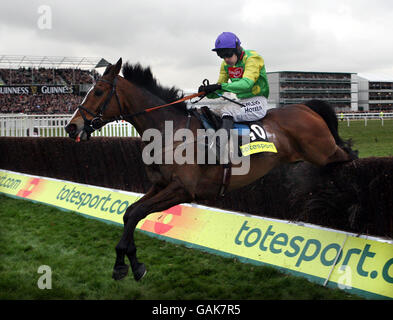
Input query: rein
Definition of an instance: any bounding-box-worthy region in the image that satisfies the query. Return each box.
[76,76,230,197]
[138,91,205,115]
[77,76,206,137]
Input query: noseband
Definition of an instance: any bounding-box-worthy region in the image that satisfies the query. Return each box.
[77,77,124,136]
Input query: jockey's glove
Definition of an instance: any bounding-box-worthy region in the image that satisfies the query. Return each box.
[198,83,221,95]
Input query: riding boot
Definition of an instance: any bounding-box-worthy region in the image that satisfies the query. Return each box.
[217,115,234,165]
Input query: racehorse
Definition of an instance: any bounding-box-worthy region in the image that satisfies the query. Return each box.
[65,58,357,281]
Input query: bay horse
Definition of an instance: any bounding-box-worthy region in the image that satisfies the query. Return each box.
[65,58,356,281]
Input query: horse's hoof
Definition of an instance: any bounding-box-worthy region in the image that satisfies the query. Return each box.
[112,264,129,281]
[133,263,147,281]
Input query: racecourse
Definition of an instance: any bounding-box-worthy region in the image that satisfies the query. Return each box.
[338,119,393,158]
[0,195,360,299]
[1,119,392,299]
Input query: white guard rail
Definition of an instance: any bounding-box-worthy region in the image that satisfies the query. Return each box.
[339,113,393,127]
[0,114,139,137]
[340,113,393,120]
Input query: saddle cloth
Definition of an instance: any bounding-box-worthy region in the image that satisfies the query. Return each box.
[194,106,277,158]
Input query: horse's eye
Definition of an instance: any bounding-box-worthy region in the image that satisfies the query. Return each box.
[94,89,103,97]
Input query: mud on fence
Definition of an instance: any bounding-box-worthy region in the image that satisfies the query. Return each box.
[1,137,392,238]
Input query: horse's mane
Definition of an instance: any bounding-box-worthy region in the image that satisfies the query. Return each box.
[120,62,188,114]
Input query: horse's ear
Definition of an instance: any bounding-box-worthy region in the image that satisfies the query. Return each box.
[103,63,112,76]
[113,58,122,76]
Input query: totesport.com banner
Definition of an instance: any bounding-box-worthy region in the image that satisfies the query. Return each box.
[1,169,392,299]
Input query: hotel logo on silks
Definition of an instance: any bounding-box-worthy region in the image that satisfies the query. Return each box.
[0,169,392,299]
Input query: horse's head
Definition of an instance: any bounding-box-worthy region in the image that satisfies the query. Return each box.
[65,58,124,141]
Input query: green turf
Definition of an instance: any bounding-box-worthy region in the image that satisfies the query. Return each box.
[338,119,393,158]
[0,195,362,300]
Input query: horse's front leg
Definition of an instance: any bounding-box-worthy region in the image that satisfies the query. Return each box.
[113,181,193,281]
[112,184,161,280]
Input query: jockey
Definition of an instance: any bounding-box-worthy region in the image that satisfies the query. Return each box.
[198,32,270,154]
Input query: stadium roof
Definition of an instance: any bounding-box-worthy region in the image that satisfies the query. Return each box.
[0,55,110,69]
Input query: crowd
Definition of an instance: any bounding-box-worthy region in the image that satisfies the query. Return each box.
[369,92,392,100]
[0,93,82,114]
[280,83,351,91]
[281,72,351,81]
[0,68,63,85]
[369,82,393,90]
[0,67,98,114]
[369,103,393,112]
[281,93,351,101]
[0,67,99,85]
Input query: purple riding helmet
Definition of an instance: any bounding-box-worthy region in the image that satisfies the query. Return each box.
[212,32,241,51]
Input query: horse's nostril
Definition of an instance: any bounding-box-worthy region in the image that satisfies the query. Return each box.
[65,123,77,134]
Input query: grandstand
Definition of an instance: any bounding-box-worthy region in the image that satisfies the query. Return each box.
[267,71,358,111]
[0,55,109,114]
[357,73,393,112]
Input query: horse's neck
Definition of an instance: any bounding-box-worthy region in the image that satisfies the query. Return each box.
[124,90,183,135]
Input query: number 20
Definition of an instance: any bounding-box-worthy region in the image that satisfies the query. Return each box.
[250,124,266,141]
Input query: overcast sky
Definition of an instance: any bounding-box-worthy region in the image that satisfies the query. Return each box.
[1,0,393,90]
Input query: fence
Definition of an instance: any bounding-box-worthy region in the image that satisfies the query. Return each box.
[339,113,393,126]
[0,114,139,137]
[1,112,393,137]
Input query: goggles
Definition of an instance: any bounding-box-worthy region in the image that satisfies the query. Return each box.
[216,49,236,59]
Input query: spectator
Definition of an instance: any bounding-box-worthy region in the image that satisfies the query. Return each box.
[0,67,97,114]
[0,93,83,114]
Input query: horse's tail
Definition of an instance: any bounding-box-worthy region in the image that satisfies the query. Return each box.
[304,100,358,159]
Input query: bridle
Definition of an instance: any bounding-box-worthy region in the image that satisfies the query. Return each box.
[77,77,124,137]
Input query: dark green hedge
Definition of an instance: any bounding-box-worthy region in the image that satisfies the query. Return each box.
[1,137,392,238]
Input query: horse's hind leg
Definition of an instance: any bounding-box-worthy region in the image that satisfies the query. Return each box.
[326,146,353,164]
[305,145,352,167]
[300,133,352,167]
[113,180,193,281]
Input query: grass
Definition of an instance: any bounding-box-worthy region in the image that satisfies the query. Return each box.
[0,195,361,300]
[338,119,393,158]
